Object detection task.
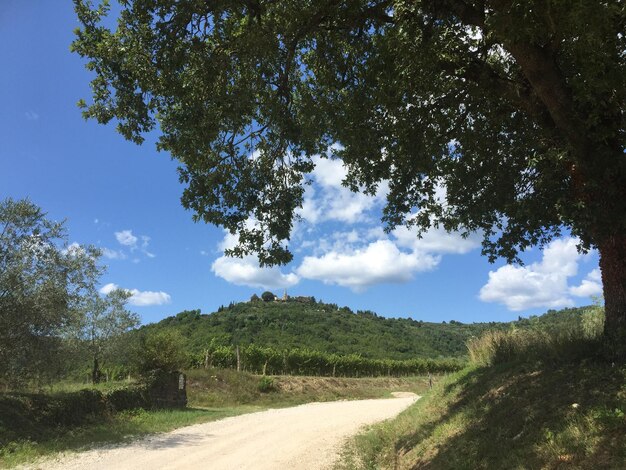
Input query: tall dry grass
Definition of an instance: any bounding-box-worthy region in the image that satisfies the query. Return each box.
[467,305,604,366]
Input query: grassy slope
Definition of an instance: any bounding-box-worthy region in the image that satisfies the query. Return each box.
[338,359,626,469]
[139,302,593,360]
[0,369,430,468]
[186,368,430,408]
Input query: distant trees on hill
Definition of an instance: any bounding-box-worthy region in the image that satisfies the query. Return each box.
[261,291,275,302]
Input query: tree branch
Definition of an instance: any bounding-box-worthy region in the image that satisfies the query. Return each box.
[503,41,590,157]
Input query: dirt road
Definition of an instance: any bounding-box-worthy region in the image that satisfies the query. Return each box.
[35,393,418,470]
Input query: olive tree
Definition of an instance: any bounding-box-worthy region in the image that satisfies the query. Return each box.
[72,2,626,343]
[0,198,101,384]
[76,287,139,383]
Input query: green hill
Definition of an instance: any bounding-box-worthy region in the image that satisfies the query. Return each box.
[138,297,594,360]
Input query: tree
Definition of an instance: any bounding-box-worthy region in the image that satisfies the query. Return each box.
[261,291,276,302]
[72,3,626,343]
[77,287,139,383]
[139,329,188,374]
[0,198,101,384]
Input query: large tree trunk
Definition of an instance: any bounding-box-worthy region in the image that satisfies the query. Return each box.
[598,235,626,352]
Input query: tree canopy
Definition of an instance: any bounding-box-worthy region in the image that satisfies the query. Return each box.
[0,198,101,383]
[75,287,138,383]
[72,1,626,338]
[261,291,276,302]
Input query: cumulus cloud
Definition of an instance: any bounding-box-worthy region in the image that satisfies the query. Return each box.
[99,283,119,295]
[101,247,127,260]
[208,154,482,292]
[99,283,171,306]
[297,155,386,225]
[211,231,300,289]
[570,268,603,297]
[289,222,480,291]
[127,289,171,306]
[212,256,300,289]
[479,238,599,311]
[112,230,155,259]
[393,225,481,254]
[115,230,138,248]
[297,239,439,291]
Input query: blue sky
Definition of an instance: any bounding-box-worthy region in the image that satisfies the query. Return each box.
[0,1,602,325]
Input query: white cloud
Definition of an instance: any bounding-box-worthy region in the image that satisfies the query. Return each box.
[140,236,155,257]
[312,155,346,187]
[211,212,479,292]
[212,255,300,289]
[211,231,300,289]
[296,155,385,225]
[393,225,481,254]
[63,242,85,256]
[296,239,439,291]
[299,186,323,224]
[127,289,171,306]
[99,283,119,295]
[101,247,127,260]
[479,237,597,311]
[113,230,155,258]
[115,230,138,248]
[570,268,603,298]
[206,159,480,293]
[99,283,171,306]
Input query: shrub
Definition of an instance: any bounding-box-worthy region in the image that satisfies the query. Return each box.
[139,330,189,374]
[582,302,605,339]
[257,376,276,393]
[47,389,108,427]
[0,385,153,445]
[0,389,108,433]
[105,386,150,412]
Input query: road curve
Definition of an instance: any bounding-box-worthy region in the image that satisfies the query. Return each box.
[34,393,419,470]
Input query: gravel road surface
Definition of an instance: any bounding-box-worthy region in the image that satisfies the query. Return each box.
[33,393,418,470]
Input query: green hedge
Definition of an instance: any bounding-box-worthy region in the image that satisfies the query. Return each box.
[0,386,153,446]
[106,386,152,412]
